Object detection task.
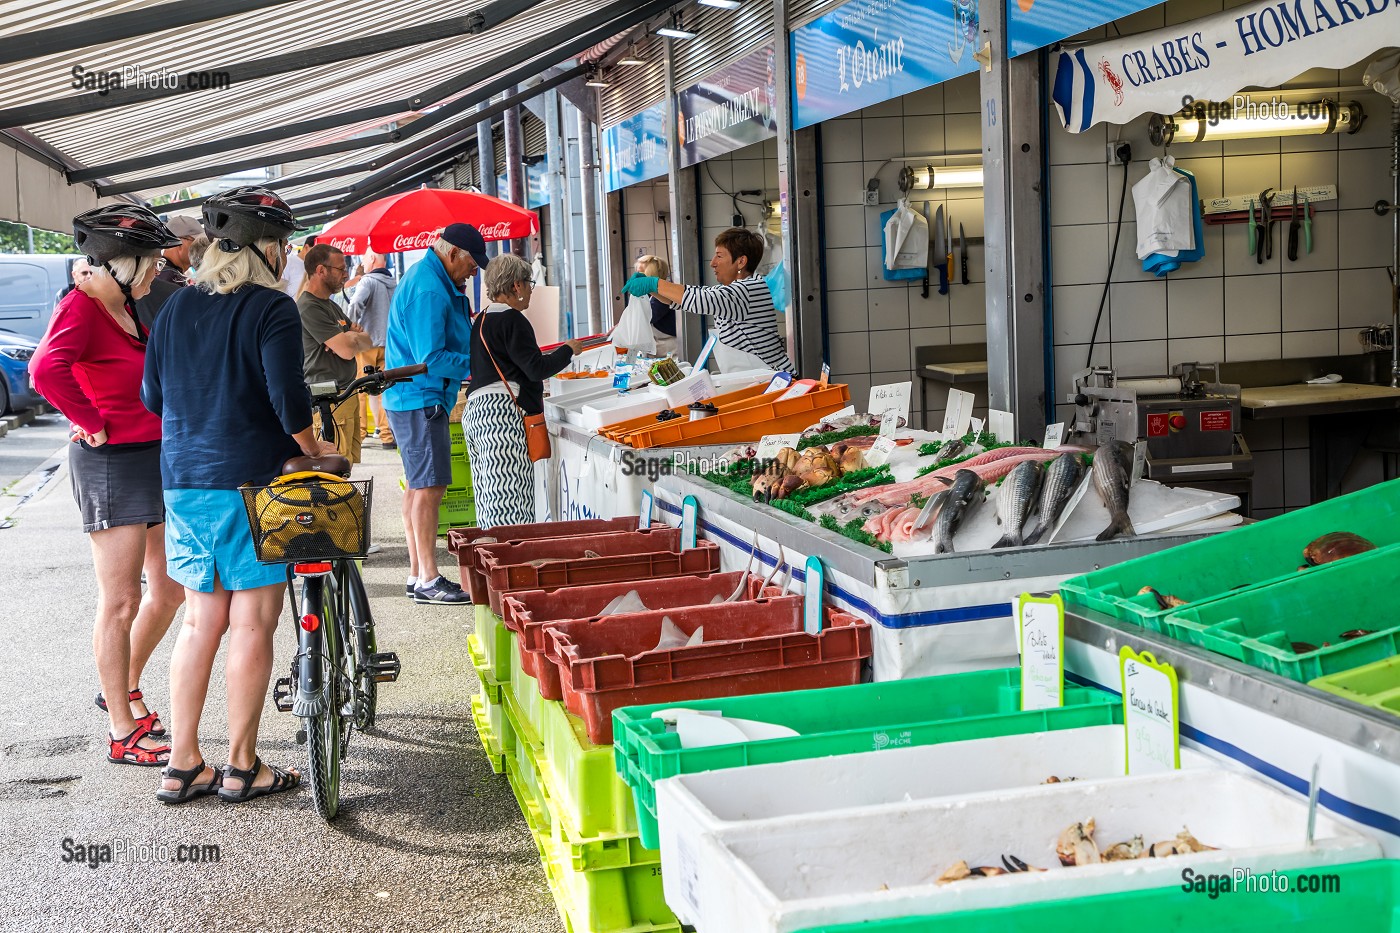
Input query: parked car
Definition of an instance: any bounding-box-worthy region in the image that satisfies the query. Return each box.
[0,254,80,341]
[0,331,43,413]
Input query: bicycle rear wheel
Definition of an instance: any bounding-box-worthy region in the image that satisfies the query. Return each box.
[342,560,378,731]
[299,575,342,821]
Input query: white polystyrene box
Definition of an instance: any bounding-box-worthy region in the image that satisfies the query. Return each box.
[661,370,718,408]
[656,726,1214,925]
[685,770,1380,933]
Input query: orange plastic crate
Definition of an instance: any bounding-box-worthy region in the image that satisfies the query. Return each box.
[541,601,872,744]
[447,518,641,605]
[611,383,852,449]
[596,383,771,442]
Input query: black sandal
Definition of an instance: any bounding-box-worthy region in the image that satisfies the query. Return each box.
[95,688,166,737]
[156,761,222,805]
[217,756,301,804]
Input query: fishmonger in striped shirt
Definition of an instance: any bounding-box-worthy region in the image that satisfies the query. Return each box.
[621,227,794,374]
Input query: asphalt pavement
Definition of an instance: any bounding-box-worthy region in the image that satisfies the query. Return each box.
[0,417,564,933]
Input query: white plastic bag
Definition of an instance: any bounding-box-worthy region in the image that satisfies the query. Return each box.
[612,294,657,354]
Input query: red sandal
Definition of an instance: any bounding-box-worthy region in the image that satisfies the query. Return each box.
[108,724,170,767]
[95,688,166,737]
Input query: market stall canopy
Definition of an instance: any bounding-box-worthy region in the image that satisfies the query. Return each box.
[1051,0,1397,132]
[319,187,537,254]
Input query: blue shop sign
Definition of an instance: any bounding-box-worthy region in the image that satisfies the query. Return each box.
[678,47,778,168]
[790,0,980,129]
[495,160,550,209]
[1009,0,1168,58]
[600,104,670,192]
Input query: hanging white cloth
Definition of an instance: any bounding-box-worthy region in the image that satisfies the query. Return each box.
[1133,156,1195,260]
[883,198,929,271]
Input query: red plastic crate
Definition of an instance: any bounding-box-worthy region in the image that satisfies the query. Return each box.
[502,572,780,701]
[476,529,722,616]
[446,517,643,605]
[541,601,872,744]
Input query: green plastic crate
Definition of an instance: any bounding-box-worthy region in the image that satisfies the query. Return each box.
[450,455,472,490]
[612,668,1122,850]
[1060,478,1400,631]
[474,604,513,686]
[469,693,508,775]
[1311,656,1400,717]
[449,421,466,458]
[501,680,660,873]
[439,484,475,533]
[794,860,1400,933]
[1163,545,1400,682]
[467,631,503,703]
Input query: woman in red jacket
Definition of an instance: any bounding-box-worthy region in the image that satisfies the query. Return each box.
[30,205,186,770]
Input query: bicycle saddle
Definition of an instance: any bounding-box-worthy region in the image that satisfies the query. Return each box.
[282,454,352,478]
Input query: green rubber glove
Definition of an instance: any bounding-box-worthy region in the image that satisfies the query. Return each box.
[622,275,659,297]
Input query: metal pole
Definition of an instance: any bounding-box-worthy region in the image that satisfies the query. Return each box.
[980,4,1048,440]
[504,101,527,256]
[477,101,499,259]
[663,38,702,360]
[545,88,573,333]
[576,108,605,334]
[1390,102,1398,387]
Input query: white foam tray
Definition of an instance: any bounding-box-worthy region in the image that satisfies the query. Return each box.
[684,769,1379,933]
[578,370,773,432]
[657,726,1216,926]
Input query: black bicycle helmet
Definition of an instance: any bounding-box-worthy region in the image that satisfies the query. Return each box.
[72,204,181,265]
[202,185,306,247]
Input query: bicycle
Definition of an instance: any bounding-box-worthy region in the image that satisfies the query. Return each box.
[241,362,425,820]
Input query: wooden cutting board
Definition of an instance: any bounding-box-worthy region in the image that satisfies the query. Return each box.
[1241,383,1400,410]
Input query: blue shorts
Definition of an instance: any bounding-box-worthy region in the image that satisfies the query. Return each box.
[387,404,452,489]
[164,488,286,592]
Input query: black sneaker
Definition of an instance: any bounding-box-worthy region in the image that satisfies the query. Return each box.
[414,576,469,604]
[405,582,417,598]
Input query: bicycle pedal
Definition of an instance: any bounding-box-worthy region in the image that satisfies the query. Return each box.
[340,702,356,717]
[273,677,294,713]
[366,651,401,683]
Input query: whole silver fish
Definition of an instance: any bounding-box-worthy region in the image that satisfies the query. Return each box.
[1024,452,1086,546]
[992,459,1044,549]
[1093,442,1136,541]
[937,438,968,462]
[932,469,983,554]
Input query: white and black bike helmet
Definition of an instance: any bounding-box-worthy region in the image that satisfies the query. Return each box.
[71,204,181,309]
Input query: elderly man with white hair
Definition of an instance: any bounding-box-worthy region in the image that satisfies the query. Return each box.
[382,224,486,605]
[348,249,398,448]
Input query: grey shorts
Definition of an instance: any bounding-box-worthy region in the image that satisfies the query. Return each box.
[386,405,452,489]
[69,439,165,533]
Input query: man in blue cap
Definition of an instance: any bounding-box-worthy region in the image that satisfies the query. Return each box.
[383,223,489,604]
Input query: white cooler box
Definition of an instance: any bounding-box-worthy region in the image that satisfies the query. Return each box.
[679,769,1380,933]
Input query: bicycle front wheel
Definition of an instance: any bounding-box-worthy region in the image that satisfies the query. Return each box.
[299,575,342,821]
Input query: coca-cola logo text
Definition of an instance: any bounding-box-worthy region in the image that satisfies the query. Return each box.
[390,230,445,251]
[326,236,357,252]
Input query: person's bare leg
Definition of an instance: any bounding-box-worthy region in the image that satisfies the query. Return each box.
[89,525,163,755]
[402,487,420,579]
[162,584,229,791]
[412,485,446,581]
[127,524,185,730]
[223,583,295,792]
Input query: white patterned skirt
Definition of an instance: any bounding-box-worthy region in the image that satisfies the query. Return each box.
[464,390,534,529]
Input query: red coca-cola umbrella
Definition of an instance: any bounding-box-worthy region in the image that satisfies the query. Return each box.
[318,187,537,255]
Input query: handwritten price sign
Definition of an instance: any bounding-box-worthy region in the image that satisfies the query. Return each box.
[1018,594,1064,711]
[1120,647,1180,775]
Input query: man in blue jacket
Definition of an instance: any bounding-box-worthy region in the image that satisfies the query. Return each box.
[384,223,488,604]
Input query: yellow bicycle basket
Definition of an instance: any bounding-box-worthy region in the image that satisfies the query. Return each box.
[240,471,371,562]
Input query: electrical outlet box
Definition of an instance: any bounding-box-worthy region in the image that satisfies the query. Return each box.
[1106,142,1132,165]
[862,188,879,206]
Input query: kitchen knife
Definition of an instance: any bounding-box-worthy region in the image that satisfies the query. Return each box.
[933,205,948,295]
[1301,192,1313,254]
[1287,186,1300,261]
[921,201,932,299]
[959,222,970,285]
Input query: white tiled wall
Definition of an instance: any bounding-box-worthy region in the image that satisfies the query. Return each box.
[696,137,782,285]
[621,177,673,271]
[819,75,985,427]
[1046,0,1397,514]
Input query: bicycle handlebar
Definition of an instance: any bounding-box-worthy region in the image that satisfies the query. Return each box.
[328,363,428,405]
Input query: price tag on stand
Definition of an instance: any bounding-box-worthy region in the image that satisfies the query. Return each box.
[680,495,699,551]
[1017,594,1065,711]
[867,382,912,422]
[1131,440,1148,485]
[878,409,900,438]
[803,556,826,635]
[989,410,1015,444]
[864,434,898,468]
[1044,423,1065,449]
[1120,647,1181,775]
[819,363,831,386]
[970,416,985,438]
[755,433,801,462]
[942,388,975,439]
[693,335,719,372]
[638,490,653,529]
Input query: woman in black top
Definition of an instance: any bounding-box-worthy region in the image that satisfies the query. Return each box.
[465,253,581,528]
[639,255,677,355]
